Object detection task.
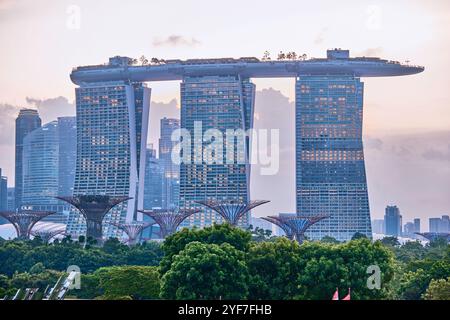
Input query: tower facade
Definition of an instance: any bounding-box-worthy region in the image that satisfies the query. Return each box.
[159,117,180,209]
[384,205,402,237]
[66,80,150,238]
[179,75,255,228]
[296,75,372,241]
[58,116,77,198]
[15,109,41,210]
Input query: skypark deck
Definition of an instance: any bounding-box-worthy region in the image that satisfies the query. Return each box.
[70,50,424,85]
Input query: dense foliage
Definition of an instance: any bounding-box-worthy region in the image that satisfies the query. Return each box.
[0,226,448,300]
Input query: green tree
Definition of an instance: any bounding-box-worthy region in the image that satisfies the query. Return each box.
[160,224,251,274]
[379,236,401,247]
[247,237,302,299]
[423,277,450,300]
[96,266,160,300]
[351,232,368,240]
[161,241,249,299]
[320,236,340,244]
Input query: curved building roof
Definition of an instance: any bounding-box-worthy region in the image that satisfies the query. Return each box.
[70,49,424,85]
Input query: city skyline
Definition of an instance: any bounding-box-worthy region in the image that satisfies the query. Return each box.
[0,0,449,230]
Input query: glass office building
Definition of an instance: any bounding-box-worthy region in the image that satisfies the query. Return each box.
[15,109,41,210]
[21,119,77,223]
[159,118,180,209]
[296,75,372,241]
[179,75,255,228]
[143,147,163,210]
[66,81,150,238]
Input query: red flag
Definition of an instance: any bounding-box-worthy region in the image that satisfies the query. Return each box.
[332,288,339,300]
[342,288,351,300]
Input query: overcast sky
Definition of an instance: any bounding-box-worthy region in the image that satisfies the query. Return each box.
[0,0,449,229]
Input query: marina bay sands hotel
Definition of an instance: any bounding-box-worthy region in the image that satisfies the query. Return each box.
[67,49,424,241]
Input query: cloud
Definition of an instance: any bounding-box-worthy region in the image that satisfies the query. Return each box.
[357,47,384,57]
[422,145,450,162]
[26,96,75,123]
[152,35,201,47]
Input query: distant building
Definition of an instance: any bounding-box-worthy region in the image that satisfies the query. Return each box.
[384,205,402,237]
[21,118,77,224]
[15,109,42,210]
[414,218,421,233]
[371,219,385,234]
[0,169,7,224]
[159,118,180,209]
[143,146,163,210]
[58,117,77,197]
[429,215,450,233]
[403,222,415,237]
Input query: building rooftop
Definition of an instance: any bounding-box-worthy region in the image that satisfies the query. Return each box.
[71,49,424,85]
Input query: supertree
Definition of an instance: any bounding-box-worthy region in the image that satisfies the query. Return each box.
[108,221,155,245]
[415,232,450,243]
[56,195,131,243]
[263,214,329,244]
[260,216,294,240]
[195,199,270,226]
[0,211,55,240]
[139,208,201,238]
[31,224,66,244]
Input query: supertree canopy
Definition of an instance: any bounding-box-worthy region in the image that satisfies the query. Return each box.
[260,216,294,240]
[263,214,329,244]
[195,199,270,226]
[139,208,201,238]
[56,195,131,242]
[108,221,154,245]
[0,211,55,240]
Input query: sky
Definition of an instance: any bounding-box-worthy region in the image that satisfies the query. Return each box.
[0,0,449,229]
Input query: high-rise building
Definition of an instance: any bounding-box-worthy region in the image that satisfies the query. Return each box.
[58,117,77,197]
[159,118,180,209]
[414,218,421,233]
[0,169,7,216]
[70,51,423,235]
[384,205,402,237]
[441,215,450,233]
[21,119,76,223]
[371,219,385,234]
[179,75,255,228]
[429,215,450,233]
[0,174,7,209]
[403,222,415,237]
[66,76,150,238]
[15,109,41,210]
[297,71,372,241]
[143,146,163,210]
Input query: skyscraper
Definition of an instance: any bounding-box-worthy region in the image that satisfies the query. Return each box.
[159,118,180,209]
[58,117,77,198]
[414,218,421,233]
[6,188,15,211]
[66,70,150,238]
[22,121,59,210]
[403,222,415,237]
[179,75,255,228]
[143,146,163,210]
[297,66,372,241]
[384,205,402,237]
[371,219,385,234]
[21,119,76,223]
[15,108,41,210]
[0,172,7,225]
[429,215,450,233]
